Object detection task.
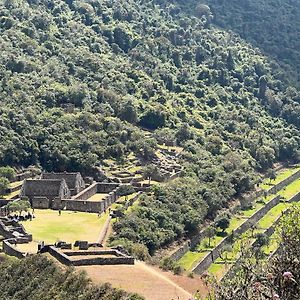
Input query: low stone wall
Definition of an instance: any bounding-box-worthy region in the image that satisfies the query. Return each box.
[268,169,300,194]
[47,246,71,265]
[221,191,300,281]
[192,195,281,274]
[3,239,26,259]
[47,246,134,266]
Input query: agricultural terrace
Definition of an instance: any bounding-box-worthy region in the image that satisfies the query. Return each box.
[177,166,300,273]
[21,210,109,244]
[260,166,300,190]
[207,182,300,280]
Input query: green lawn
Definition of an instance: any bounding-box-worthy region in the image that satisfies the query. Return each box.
[3,190,20,199]
[22,209,109,244]
[260,166,300,190]
[279,178,300,199]
[257,203,290,229]
[177,250,210,270]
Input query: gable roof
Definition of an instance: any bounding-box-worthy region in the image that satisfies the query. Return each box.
[22,179,67,198]
[41,172,82,190]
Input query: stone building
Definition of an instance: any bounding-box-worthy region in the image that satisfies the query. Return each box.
[20,179,71,209]
[41,172,85,196]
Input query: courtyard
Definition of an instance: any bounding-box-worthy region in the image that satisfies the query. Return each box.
[21,209,109,244]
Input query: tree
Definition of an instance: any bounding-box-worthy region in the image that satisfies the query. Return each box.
[267,168,276,182]
[119,101,138,124]
[7,199,31,215]
[206,226,216,247]
[142,164,162,184]
[0,177,9,197]
[216,216,230,233]
[139,107,166,130]
[0,167,15,181]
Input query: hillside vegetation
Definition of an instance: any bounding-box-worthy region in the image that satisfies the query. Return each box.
[0,255,142,300]
[1,0,300,254]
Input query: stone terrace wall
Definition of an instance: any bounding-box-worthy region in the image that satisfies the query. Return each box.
[169,170,300,263]
[268,169,300,194]
[221,191,300,281]
[192,195,281,274]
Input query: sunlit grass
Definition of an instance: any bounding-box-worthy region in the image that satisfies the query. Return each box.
[21,209,108,244]
[260,166,300,190]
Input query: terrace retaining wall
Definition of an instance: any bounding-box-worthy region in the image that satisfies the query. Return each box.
[169,169,300,263]
[221,191,300,281]
[192,195,281,274]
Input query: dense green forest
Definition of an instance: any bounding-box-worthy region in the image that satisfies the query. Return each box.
[0,255,142,300]
[1,0,300,254]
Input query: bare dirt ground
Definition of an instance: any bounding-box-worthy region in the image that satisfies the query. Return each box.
[78,261,207,300]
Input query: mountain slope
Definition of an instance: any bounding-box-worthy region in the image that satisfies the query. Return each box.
[1,0,300,253]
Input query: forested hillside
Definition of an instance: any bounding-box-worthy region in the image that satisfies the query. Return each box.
[1,0,300,254]
[202,0,300,88]
[0,255,142,300]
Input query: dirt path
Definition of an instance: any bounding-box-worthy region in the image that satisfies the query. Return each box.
[79,261,199,300]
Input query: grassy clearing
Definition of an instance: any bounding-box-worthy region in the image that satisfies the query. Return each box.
[260,166,300,190]
[177,250,210,270]
[257,202,290,229]
[22,209,108,243]
[3,190,20,199]
[279,178,300,199]
[9,180,23,188]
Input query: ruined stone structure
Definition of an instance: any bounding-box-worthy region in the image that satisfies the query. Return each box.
[21,179,70,209]
[41,172,85,196]
[21,179,70,202]
[20,172,87,209]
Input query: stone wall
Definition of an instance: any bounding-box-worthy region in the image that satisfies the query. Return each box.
[32,197,50,209]
[3,239,26,259]
[58,199,103,213]
[192,195,281,274]
[268,169,300,194]
[169,170,300,263]
[47,246,134,266]
[72,182,120,201]
[72,183,98,200]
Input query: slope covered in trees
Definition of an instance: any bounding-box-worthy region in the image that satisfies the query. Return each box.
[1,0,300,254]
[0,255,142,300]
[201,0,300,88]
